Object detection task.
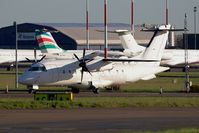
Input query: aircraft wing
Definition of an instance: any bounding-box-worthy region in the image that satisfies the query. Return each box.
[87,58,113,72]
[94,50,125,58]
[86,57,161,72]
[103,58,160,62]
[0,58,33,64]
[161,59,199,66]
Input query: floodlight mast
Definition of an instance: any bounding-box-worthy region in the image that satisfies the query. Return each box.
[104,0,108,59]
[166,0,168,25]
[194,6,197,49]
[14,21,18,89]
[86,0,90,50]
[131,0,134,36]
[184,13,190,93]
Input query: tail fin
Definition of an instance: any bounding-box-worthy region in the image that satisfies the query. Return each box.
[35,30,63,53]
[114,30,145,57]
[142,25,171,60]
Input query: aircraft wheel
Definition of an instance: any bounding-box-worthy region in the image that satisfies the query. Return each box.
[92,88,99,94]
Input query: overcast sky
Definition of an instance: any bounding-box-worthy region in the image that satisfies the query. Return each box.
[0,0,198,32]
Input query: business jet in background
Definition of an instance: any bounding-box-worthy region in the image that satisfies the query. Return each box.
[19,25,171,94]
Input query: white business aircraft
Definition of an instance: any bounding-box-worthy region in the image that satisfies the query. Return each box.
[19,25,170,94]
[114,29,199,66]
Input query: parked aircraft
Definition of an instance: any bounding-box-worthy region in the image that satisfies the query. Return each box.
[0,49,42,64]
[35,30,124,59]
[19,25,171,94]
[114,29,199,66]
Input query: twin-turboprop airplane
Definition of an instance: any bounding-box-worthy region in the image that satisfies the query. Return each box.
[114,28,199,66]
[19,24,171,94]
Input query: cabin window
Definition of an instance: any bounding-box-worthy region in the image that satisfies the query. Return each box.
[68,70,71,73]
[63,70,66,74]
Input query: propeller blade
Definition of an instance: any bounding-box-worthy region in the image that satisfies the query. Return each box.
[82,49,86,62]
[74,54,80,62]
[84,66,92,76]
[38,55,46,62]
[25,57,32,62]
[81,69,84,82]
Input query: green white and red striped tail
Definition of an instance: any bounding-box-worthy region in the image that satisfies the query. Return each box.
[35,30,63,53]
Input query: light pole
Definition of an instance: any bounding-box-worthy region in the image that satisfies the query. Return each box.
[184,14,190,93]
[194,6,197,49]
[166,0,168,25]
[86,0,90,50]
[131,0,134,36]
[104,0,108,59]
[14,21,18,89]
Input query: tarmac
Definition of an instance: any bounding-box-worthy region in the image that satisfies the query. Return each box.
[0,91,199,132]
[0,108,199,133]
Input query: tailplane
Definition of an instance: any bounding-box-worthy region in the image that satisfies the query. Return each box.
[141,25,171,61]
[112,30,145,57]
[35,30,63,54]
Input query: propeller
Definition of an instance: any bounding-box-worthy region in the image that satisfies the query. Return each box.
[74,49,92,82]
[25,49,46,64]
[25,55,46,64]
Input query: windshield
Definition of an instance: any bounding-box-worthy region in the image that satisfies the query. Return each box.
[28,64,47,72]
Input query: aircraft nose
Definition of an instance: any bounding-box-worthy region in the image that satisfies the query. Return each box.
[19,73,38,85]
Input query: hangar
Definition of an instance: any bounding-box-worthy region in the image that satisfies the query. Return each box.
[0,23,77,50]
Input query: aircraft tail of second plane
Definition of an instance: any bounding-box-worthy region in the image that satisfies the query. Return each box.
[35,30,63,54]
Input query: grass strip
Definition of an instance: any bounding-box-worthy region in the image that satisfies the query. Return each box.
[0,97,199,109]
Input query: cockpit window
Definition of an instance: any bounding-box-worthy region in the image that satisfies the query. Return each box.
[28,64,47,72]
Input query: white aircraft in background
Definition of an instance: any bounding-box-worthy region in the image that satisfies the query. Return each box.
[35,29,124,60]
[0,29,129,66]
[19,25,170,94]
[0,49,42,64]
[113,29,199,66]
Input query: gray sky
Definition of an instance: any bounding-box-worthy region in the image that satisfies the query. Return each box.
[0,0,198,32]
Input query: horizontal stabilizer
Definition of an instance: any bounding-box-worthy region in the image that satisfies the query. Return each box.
[141,28,187,32]
[103,58,160,62]
[96,29,132,34]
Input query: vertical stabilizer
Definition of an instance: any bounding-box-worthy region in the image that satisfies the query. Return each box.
[142,25,171,61]
[116,30,145,56]
[35,30,63,54]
